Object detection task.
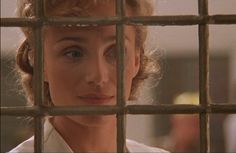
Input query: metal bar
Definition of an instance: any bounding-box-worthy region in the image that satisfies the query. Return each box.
[128,104,236,114]
[1,107,40,116]
[116,0,126,152]
[33,25,45,153]
[116,7,125,108]
[33,0,44,152]
[199,0,210,153]
[45,16,122,26]
[0,106,120,116]
[210,104,236,113]
[2,104,236,116]
[127,105,205,114]
[210,15,236,24]
[126,15,203,25]
[0,28,1,107]
[127,15,236,25]
[34,116,44,153]
[2,15,236,27]
[0,18,40,27]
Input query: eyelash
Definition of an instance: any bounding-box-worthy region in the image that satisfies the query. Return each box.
[105,45,117,59]
[105,45,127,58]
[63,46,84,59]
[61,45,127,61]
[104,45,128,65]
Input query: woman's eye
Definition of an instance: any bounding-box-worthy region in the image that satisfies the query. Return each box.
[106,46,117,60]
[64,48,83,59]
[105,45,127,62]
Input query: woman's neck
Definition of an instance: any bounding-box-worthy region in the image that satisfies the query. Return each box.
[51,115,117,152]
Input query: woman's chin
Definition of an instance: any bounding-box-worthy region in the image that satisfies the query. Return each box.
[66,115,116,128]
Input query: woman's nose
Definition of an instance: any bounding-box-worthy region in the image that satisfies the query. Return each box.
[85,59,109,86]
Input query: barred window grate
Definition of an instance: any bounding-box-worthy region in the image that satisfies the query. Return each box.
[1,0,236,153]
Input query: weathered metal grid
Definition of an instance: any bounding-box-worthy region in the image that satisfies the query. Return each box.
[1,0,236,153]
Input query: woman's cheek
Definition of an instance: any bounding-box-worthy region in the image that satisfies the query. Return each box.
[47,62,79,104]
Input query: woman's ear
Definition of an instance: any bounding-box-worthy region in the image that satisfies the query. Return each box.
[133,48,141,77]
[28,50,48,82]
[44,71,48,82]
[44,65,48,82]
[28,50,34,67]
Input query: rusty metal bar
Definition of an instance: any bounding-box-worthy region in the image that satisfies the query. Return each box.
[0,106,120,116]
[2,104,236,116]
[45,16,121,26]
[0,18,39,27]
[128,104,236,114]
[116,2,125,108]
[127,15,203,25]
[210,15,236,24]
[116,0,126,152]
[33,25,44,153]
[127,105,205,114]
[199,0,210,153]
[0,35,1,107]
[127,15,236,25]
[210,104,236,113]
[33,0,44,152]
[1,107,40,116]
[2,15,236,27]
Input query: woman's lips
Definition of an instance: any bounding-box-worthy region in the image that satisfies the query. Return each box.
[78,94,114,104]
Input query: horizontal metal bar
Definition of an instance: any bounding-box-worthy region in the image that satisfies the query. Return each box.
[0,17,121,27]
[210,15,236,24]
[127,15,236,25]
[210,104,236,113]
[127,104,236,114]
[45,16,121,26]
[1,18,40,27]
[1,106,40,116]
[127,105,205,114]
[2,104,236,116]
[44,106,121,115]
[1,15,236,27]
[0,106,121,116]
[126,15,203,25]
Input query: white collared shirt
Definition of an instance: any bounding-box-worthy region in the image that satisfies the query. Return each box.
[9,119,169,153]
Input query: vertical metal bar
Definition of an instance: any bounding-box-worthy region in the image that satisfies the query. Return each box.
[33,0,44,152]
[198,0,210,153]
[0,17,2,153]
[116,0,126,152]
[0,35,1,106]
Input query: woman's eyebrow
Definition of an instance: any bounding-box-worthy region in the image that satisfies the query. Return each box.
[56,36,88,43]
[104,35,131,42]
[56,35,131,43]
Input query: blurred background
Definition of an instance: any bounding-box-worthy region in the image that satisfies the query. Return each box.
[1,0,236,153]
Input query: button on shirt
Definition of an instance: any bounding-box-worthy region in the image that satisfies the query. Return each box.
[9,119,169,153]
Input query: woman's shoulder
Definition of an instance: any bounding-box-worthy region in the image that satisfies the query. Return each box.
[126,139,170,153]
[8,136,34,153]
[9,137,169,153]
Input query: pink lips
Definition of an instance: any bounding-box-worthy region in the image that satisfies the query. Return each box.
[78,94,114,104]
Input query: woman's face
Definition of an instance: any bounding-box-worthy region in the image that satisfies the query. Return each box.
[43,2,140,127]
[44,25,139,107]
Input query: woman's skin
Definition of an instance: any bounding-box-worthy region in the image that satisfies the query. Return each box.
[43,2,140,152]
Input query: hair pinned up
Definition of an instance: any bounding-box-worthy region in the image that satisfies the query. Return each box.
[16,0,160,105]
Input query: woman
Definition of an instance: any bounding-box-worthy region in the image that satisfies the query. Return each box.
[10,0,167,152]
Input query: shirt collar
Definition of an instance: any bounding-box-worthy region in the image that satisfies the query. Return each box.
[43,118,74,153]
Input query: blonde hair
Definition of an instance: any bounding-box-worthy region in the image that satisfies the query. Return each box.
[16,0,160,105]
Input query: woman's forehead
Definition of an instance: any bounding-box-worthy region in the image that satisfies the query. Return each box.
[44,26,135,42]
[46,0,134,17]
[44,25,135,35]
[45,26,115,35]
[47,1,115,17]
